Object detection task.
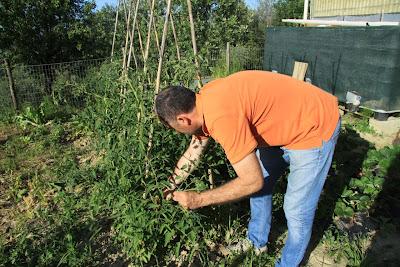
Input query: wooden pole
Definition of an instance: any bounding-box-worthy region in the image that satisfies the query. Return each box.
[126,0,140,69]
[186,0,202,88]
[226,42,230,74]
[122,0,128,20]
[186,0,212,187]
[145,0,172,179]
[155,0,172,94]
[111,0,121,60]
[143,0,156,73]
[169,12,181,61]
[4,59,17,110]
[152,15,161,55]
[122,0,138,68]
[122,0,133,72]
[136,19,145,61]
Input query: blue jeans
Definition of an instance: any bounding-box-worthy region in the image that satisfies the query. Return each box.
[248,119,341,267]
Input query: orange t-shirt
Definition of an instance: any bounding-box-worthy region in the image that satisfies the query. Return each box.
[196,71,339,164]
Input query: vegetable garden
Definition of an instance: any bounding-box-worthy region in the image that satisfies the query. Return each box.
[1,0,400,266]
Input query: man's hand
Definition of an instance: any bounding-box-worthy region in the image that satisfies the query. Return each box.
[172,191,203,209]
[163,188,175,200]
[163,176,178,200]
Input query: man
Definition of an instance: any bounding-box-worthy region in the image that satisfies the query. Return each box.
[155,70,340,266]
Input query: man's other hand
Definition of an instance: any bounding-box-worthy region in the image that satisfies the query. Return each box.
[172,191,202,210]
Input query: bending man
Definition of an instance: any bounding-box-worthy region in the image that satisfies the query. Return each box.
[155,70,340,266]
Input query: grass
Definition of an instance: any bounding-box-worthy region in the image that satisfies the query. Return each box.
[0,119,105,266]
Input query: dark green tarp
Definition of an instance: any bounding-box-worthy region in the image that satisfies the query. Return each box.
[264,27,400,112]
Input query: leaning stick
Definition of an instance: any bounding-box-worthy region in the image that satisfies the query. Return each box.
[126,0,140,69]
[152,15,161,55]
[122,0,128,20]
[123,0,137,69]
[111,0,121,60]
[143,0,156,73]
[136,19,145,61]
[122,0,133,72]
[155,0,172,94]
[169,12,181,61]
[187,0,212,187]
[186,0,202,88]
[145,0,172,179]
[121,0,138,70]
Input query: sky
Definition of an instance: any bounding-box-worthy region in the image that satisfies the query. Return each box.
[95,0,259,10]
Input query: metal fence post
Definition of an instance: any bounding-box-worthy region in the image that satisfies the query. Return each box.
[4,59,18,110]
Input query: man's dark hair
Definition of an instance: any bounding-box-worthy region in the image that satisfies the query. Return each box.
[155,85,196,125]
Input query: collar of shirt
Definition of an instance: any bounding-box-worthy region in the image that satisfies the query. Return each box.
[195,93,210,137]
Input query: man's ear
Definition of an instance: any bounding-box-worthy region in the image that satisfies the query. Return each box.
[176,114,191,125]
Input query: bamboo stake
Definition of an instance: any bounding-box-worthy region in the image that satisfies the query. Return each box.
[123,0,138,69]
[187,0,212,187]
[127,0,140,69]
[169,12,181,61]
[122,0,128,19]
[186,0,202,88]
[152,15,161,55]
[111,0,121,60]
[155,0,172,94]
[136,19,145,61]
[145,0,172,179]
[143,0,156,73]
[122,0,133,72]
[131,41,139,69]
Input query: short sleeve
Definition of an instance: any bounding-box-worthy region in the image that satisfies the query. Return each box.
[211,116,258,164]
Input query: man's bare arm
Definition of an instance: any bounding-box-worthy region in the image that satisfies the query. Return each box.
[173,152,264,209]
[171,135,209,185]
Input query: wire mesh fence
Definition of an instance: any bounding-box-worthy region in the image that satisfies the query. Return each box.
[205,45,264,77]
[0,46,264,114]
[0,58,107,113]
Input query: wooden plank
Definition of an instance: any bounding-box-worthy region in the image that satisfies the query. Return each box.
[292,61,308,81]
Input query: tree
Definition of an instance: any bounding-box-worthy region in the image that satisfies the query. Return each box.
[256,0,275,27]
[272,0,304,26]
[0,0,115,64]
[0,0,258,65]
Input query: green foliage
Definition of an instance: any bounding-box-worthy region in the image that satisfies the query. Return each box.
[322,226,369,266]
[0,59,238,265]
[52,70,87,106]
[200,0,253,49]
[1,0,260,66]
[272,0,304,26]
[335,145,400,218]
[342,113,376,134]
[77,66,210,264]
[15,97,71,128]
[0,0,114,64]
[2,61,400,265]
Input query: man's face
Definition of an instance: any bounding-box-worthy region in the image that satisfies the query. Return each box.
[168,116,203,136]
